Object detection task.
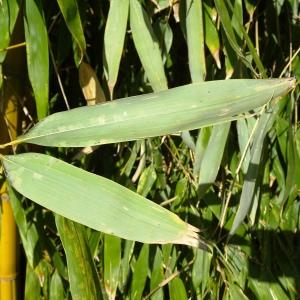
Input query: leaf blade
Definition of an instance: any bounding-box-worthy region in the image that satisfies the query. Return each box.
[24,0,49,120]
[16,78,295,147]
[3,153,200,247]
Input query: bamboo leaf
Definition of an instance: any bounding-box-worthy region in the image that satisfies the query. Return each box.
[55,215,102,300]
[57,0,86,65]
[198,123,230,195]
[25,264,41,300]
[150,247,164,300]
[230,107,277,235]
[169,277,188,300]
[130,0,168,91]
[185,0,206,81]
[104,0,129,97]
[104,234,121,300]
[49,270,65,300]
[203,4,220,68]
[12,78,295,148]
[24,0,49,120]
[0,0,20,64]
[130,244,149,300]
[2,153,201,247]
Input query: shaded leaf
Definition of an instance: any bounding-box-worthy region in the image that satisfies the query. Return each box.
[130,0,168,91]
[57,0,86,65]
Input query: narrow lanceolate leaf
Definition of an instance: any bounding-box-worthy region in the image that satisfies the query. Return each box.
[185,0,206,82]
[130,0,168,91]
[57,0,86,65]
[104,234,121,300]
[12,78,296,148]
[0,0,20,63]
[104,0,129,97]
[203,4,220,68]
[24,0,49,120]
[2,153,201,247]
[198,123,230,195]
[55,215,102,300]
[230,105,278,235]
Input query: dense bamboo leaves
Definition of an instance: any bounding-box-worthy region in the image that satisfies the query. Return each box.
[130,0,168,91]
[57,0,86,65]
[2,153,201,247]
[24,0,49,120]
[11,78,295,148]
[104,0,129,97]
[55,215,102,300]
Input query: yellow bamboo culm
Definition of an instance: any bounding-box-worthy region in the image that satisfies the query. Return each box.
[0,182,18,300]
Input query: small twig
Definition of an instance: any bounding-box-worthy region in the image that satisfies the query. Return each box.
[49,45,70,110]
[279,46,300,78]
[0,42,26,52]
[143,259,195,300]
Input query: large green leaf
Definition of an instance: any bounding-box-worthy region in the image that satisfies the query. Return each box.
[9,78,295,148]
[2,153,201,247]
[24,0,49,120]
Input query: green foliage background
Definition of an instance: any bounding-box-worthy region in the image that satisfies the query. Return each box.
[0,0,300,299]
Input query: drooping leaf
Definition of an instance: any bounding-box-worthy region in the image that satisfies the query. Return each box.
[130,0,168,91]
[185,0,206,81]
[57,0,86,65]
[230,105,278,235]
[0,0,20,64]
[24,0,49,120]
[11,78,296,148]
[104,0,129,97]
[198,123,230,195]
[2,153,202,247]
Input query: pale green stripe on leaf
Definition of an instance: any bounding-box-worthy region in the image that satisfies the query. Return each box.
[14,78,296,148]
[104,0,129,98]
[24,0,49,120]
[3,153,200,247]
[130,0,168,91]
[185,0,206,82]
[57,0,86,66]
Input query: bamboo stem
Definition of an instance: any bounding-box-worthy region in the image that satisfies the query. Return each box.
[0,182,18,300]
